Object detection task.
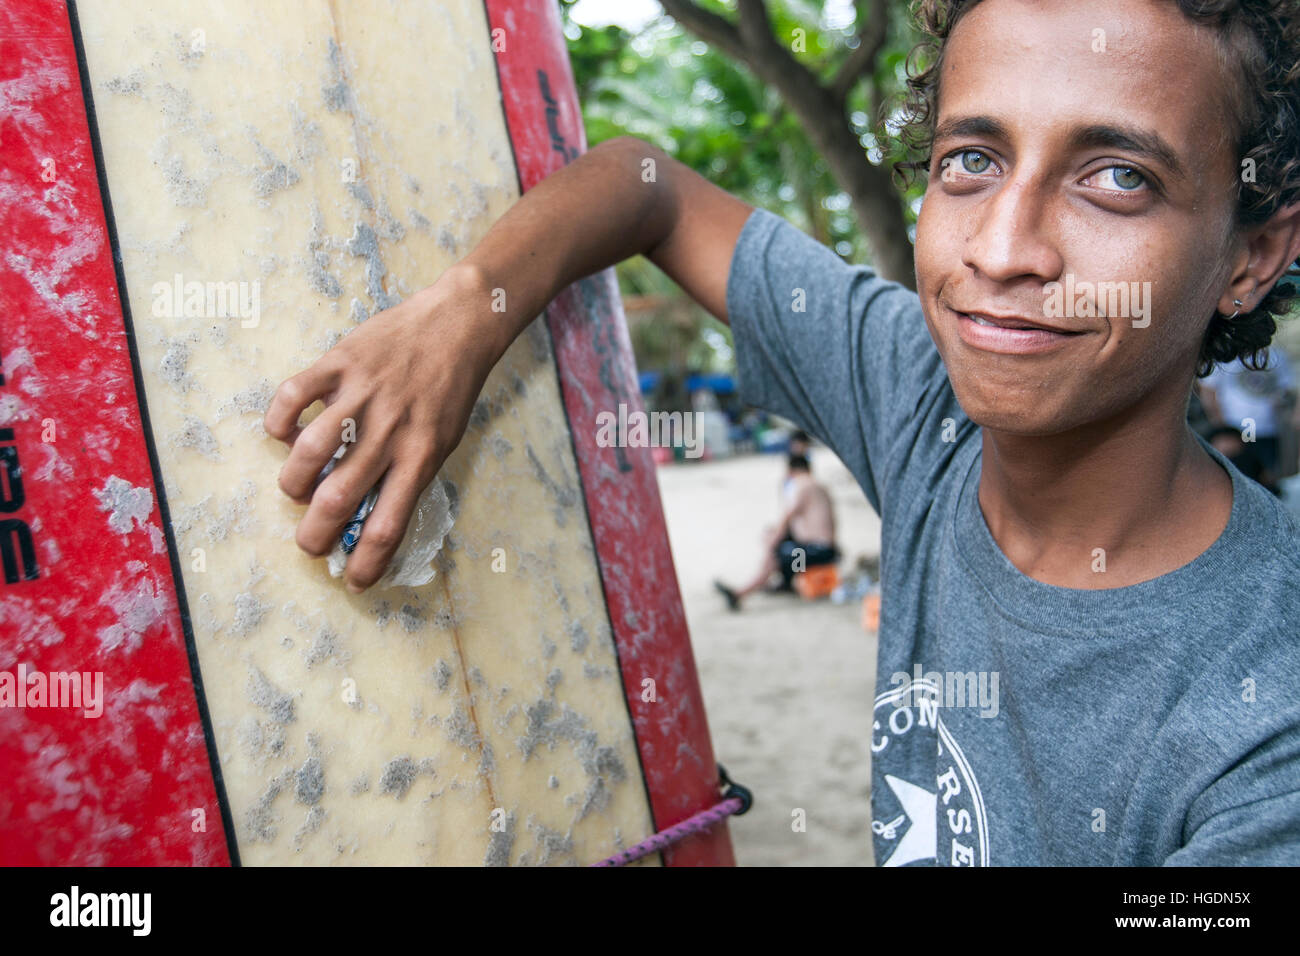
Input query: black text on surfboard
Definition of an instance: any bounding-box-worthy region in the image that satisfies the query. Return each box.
[0,346,40,585]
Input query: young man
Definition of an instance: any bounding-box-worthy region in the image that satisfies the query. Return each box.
[714,453,839,609]
[265,0,1300,864]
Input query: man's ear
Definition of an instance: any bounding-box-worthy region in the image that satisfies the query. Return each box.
[1224,199,1300,314]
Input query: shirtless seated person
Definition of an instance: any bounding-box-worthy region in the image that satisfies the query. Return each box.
[715,454,839,611]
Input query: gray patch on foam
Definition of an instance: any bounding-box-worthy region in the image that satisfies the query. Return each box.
[444,704,480,750]
[567,622,589,654]
[308,249,342,298]
[171,31,204,67]
[289,104,324,163]
[376,200,405,241]
[345,221,400,311]
[437,226,457,254]
[322,38,356,113]
[294,805,326,848]
[246,774,290,843]
[203,479,258,541]
[247,666,295,724]
[105,71,145,95]
[484,810,515,866]
[171,415,220,459]
[525,444,577,525]
[295,756,325,806]
[238,716,269,762]
[591,745,627,782]
[467,399,491,430]
[487,433,512,459]
[251,138,301,197]
[379,756,426,799]
[302,626,344,667]
[576,778,611,821]
[231,591,270,636]
[432,659,452,692]
[159,338,194,392]
[528,821,575,865]
[306,204,342,299]
[518,700,581,759]
[217,379,274,420]
[397,604,424,633]
[162,155,206,207]
[347,182,374,210]
[517,700,628,818]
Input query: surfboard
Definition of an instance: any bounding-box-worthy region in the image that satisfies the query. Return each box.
[0,0,734,866]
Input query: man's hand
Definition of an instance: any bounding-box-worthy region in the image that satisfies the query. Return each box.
[263,263,503,592]
[261,135,752,593]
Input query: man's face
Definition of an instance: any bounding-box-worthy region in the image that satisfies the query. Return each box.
[914,0,1242,435]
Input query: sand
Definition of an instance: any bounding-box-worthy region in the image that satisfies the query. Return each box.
[656,450,882,866]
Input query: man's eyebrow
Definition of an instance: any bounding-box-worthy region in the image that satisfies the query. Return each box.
[933,115,1009,144]
[1069,124,1185,178]
[932,115,1186,178]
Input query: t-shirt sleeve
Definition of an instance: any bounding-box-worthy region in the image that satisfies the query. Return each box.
[1162,724,1300,866]
[1162,793,1300,865]
[725,207,956,513]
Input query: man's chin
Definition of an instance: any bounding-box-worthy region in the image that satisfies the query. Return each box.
[952,386,1077,437]
[965,412,1069,437]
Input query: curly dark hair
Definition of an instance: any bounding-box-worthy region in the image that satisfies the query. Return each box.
[889,0,1300,376]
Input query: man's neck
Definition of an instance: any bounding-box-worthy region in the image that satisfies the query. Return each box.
[976,398,1234,589]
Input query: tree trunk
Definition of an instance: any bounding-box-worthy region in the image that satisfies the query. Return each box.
[659,0,916,289]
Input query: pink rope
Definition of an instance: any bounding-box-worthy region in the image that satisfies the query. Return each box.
[590,796,746,867]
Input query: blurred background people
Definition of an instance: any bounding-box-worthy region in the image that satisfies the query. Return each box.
[1199,346,1299,494]
[715,453,838,610]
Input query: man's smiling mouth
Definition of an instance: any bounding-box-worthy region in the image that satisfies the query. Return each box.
[947,302,1088,355]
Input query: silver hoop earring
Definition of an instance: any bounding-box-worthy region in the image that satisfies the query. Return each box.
[1228,298,1244,319]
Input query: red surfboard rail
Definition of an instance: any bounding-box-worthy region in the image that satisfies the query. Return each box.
[0,0,232,865]
[483,0,736,866]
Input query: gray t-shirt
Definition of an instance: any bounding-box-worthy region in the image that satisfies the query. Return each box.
[726,206,1300,866]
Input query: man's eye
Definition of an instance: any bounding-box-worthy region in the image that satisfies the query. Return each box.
[1091,166,1146,191]
[941,149,992,178]
[959,150,992,174]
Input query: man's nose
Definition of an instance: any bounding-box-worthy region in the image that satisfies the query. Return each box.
[961,175,1064,285]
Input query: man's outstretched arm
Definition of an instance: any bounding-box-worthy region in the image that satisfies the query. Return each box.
[262,136,754,591]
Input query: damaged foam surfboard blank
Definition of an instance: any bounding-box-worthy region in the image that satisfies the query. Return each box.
[318,445,455,588]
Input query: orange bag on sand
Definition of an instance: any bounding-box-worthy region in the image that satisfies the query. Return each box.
[795,564,839,600]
